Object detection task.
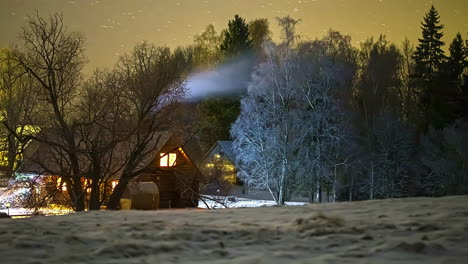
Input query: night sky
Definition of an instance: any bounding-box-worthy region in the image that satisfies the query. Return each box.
[1,0,467,72]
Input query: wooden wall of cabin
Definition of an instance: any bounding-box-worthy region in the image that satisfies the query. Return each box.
[139,142,200,208]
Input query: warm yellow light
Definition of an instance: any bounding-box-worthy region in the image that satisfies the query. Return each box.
[111,180,118,190]
[160,153,177,167]
[224,165,235,171]
[224,173,237,183]
[169,153,177,166]
[160,153,168,167]
[57,177,67,191]
[84,179,92,192]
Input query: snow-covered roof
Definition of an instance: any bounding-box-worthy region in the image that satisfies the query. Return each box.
[203,141,235,163]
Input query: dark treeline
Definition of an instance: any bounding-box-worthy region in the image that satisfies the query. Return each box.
[0,5,466,210]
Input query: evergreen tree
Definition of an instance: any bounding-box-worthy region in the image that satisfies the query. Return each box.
[413,5,446,128]
[446,33,466,88]
[464,37,468,97]
[413,5,445,83]
[220,15,253,56]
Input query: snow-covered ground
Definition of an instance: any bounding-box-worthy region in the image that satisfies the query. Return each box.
[0,197,305,216]
[198,196,307,209]
[1,196,467,264]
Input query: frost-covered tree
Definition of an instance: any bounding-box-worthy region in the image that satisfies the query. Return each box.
[231,16,348,205]
[419,120,468,196]
[373,113,413,198]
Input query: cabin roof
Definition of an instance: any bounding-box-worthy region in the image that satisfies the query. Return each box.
[151,132,204,167]
[18,131,204,176]
[203,141,235,163]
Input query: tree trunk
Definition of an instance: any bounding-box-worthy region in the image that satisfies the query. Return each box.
[370,161,374,200]
[332,166,337,203]
[278,161,287,205]
[88,180,101,210]
[318,183,322,203]
[315,178,320,202]
[69,179,86,212]
[107,177,130,210]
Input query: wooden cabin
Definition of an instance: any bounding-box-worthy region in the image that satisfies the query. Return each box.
[132,133,202,208]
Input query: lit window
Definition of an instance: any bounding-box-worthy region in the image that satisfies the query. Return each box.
[57,177,67,191]
[84,179,92,193]
[111,180,118,190]
[224,165,235,171]
[160,153,177,167]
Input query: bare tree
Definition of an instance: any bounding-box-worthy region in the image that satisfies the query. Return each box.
[275,16,301,48]
[0,48,39,182]
[7,13,188,211]
[249,18,272,51]
[192,24,223,68]
[370,113,413,198]
[9,12,88,211]
[419,120,468,196]
[106,43,188,209]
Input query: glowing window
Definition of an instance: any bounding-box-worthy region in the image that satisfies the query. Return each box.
[57,177,67,191]
[111,180,118,190]
[84,179,92,193]
[160,153,177,167]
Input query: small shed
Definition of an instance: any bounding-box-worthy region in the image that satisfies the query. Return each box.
[120,182,160,210]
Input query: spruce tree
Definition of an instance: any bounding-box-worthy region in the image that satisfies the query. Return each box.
[441,33,467,124]
[413,5,445,83]
[446,33,466,87]
[413,5,446,128]
[220,15,253,56]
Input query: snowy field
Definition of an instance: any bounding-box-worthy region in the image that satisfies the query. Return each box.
[0,196,467,264]
[198,196,307,209]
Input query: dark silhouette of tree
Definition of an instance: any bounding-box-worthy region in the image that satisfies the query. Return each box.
[196,96,240,151]
[220,15,253,57]
[399,38,417,126]
[192,24,222,68]
[413,5,445,83]
[413,5,446,128]
[446,33,466,88]
[443,33,467,121]
[276,15,301,48]
[248,18,271,51]
[196,15,255,151]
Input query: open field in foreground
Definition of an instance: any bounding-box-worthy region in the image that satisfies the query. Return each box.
[1,196,467,264]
